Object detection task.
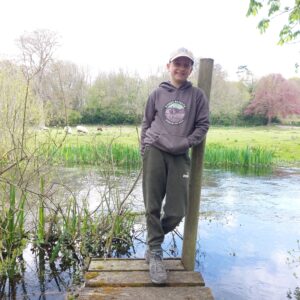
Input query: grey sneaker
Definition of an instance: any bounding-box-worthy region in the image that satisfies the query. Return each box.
[145,249,167,284]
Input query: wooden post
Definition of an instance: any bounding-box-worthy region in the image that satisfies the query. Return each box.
[182,58,214,271]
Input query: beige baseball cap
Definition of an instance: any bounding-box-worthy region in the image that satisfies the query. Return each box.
[169,47,194,64]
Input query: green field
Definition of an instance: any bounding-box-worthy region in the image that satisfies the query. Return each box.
[207,126,300,164]
[45,125,300,166]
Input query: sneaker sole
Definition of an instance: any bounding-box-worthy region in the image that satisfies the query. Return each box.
[151,279,167,285]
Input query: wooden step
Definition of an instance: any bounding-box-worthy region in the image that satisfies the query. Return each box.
[78,286,214,299]
[89,257,185,271]
[85,270,205,287]
[76,258,214,300]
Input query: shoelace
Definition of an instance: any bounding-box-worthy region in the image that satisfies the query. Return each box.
[152,254,165,272]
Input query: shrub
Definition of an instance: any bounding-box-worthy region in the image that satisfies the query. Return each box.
[68,110,82,125]
[81,107,141,125]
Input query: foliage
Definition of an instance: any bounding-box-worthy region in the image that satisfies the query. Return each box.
[44,142,141,169]
[68,110,82,126]
[41,136,276,169]
[17,29,59,80]
[0,185,27,279]
[210,112,269,126]
[205,143,274,169]
[16,29,59,128]
[191,63,252,126]
[41,61,88,126]
[236,65,257,94]
[43,125,300,164]
[0,29,69,282]
[247,0,300,45]
[0,61,40,156]
[83,71,146,125]
[244,73,300,124]
[209,113,241,126]
[81,107,140,125]
[1,43,269,128]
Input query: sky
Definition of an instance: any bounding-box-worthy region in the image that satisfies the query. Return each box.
[0,0,299,81]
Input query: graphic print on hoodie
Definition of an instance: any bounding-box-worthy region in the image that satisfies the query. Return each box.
[165,100,186,125]
[141,81,210,155]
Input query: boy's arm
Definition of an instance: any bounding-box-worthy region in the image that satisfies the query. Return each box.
[140,95,155,155]
[187,93,210,147]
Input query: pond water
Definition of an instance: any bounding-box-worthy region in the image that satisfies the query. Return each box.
[192,168,300,300]
[4,166,300,299]
[132,167,300,300]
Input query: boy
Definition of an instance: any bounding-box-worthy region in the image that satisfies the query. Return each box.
[140,47,210,284]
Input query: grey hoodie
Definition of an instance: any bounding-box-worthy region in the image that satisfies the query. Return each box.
[141,81,209,155]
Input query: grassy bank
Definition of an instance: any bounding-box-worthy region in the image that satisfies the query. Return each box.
[207,126,300,164]
[43,125,300,166]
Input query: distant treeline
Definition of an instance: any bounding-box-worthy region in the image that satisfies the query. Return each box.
[1,30,300,129]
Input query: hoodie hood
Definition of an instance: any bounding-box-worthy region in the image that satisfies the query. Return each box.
[159,81,192,92]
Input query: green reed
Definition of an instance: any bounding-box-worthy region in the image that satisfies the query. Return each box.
[204,143,274,168]
[44,196,137,263]
[37,177,45,245]
[49,196,79,263]
[44,143,141,168]
[0,185,27,279]
[0,177,138,281]
[44,142,274,169]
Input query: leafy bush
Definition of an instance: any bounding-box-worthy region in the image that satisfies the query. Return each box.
[210,113,239,126]
[209,112,280,126]
[81,107,141,125]
[68,110,82,125]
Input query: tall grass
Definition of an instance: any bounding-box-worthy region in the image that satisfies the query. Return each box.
[44,142,275,169]
[205,144,274,168]
[37,177,45,245]
[44,143,141,169]
[0,185,27,279]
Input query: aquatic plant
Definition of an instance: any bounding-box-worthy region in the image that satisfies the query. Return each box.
[204,143,274,168]
[44,142,275,170]
[37,177,46,245]
[44,142,141,169]
[0,185,27,279]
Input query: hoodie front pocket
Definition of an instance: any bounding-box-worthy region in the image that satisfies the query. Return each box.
[154,134,189,154]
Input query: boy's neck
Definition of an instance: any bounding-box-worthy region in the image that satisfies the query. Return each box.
[170,79,187,89]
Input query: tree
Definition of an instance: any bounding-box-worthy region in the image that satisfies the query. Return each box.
[236,65,256,94]
[244,73,300,124]
[0,60,39,157]
[17,29,59,126]
[0,30,60,189]
[40,60,89,126]
[83,70,146,124]
[247,0,300,45]
[208,64,251,125]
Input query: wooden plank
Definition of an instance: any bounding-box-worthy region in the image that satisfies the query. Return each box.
[85,270,204,287]
[78,286,214,300]
[89,258,184,271]
[77,258,215,299]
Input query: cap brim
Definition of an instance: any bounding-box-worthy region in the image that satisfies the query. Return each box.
[170,54,194,63]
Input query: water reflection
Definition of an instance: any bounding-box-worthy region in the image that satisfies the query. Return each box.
[197,168,300,300]
[0,245,79,299]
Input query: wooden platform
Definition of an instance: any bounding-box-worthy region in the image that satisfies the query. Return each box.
[77,258,214,299]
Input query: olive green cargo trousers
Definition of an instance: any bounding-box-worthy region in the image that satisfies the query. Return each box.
[142,146,190,251]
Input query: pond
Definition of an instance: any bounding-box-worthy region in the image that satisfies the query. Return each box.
[193,168,300,300]
[3,166,300,299]
[132,167,300,300]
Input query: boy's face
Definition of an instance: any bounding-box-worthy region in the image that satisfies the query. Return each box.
[167,57,193,87]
